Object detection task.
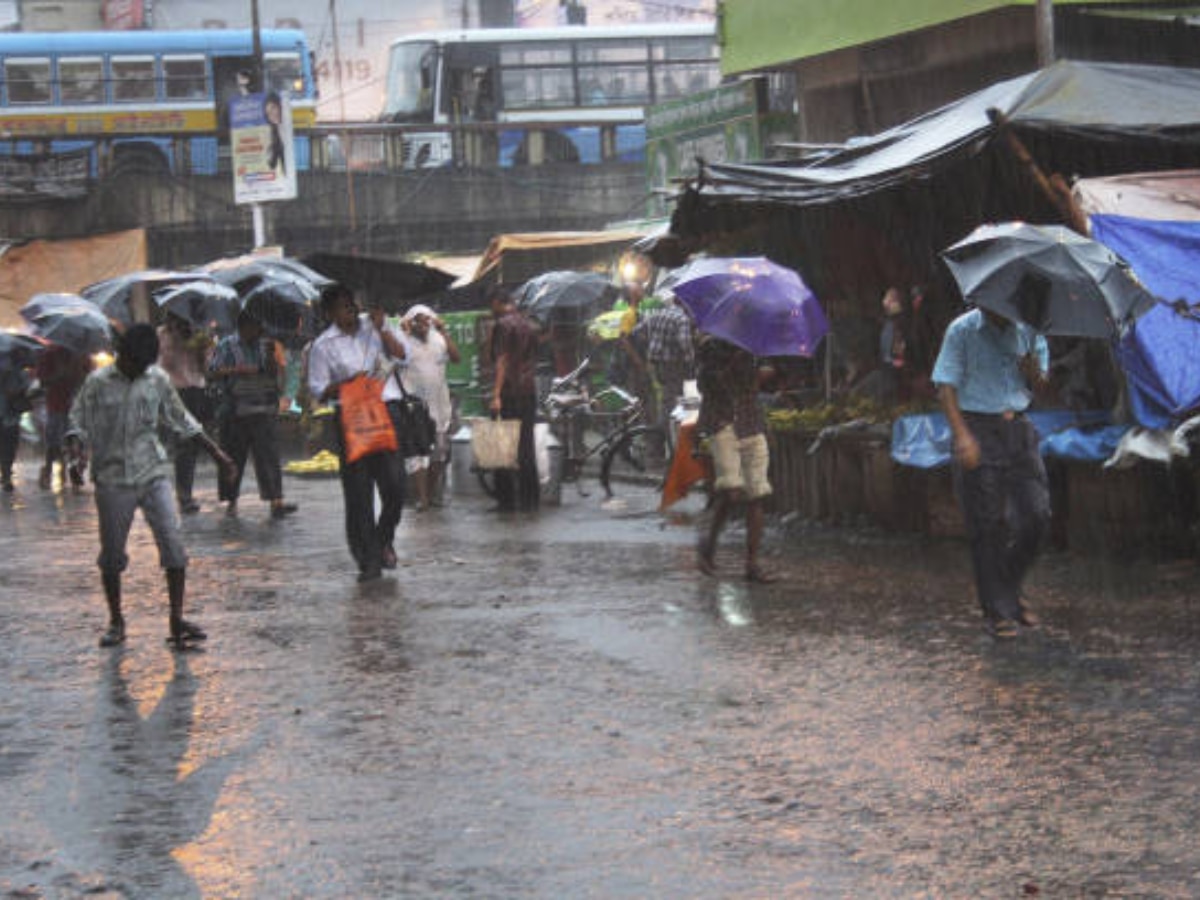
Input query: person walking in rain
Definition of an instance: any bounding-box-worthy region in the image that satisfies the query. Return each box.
[35,343,91,491]
[208,309,298,519]
[398,303,460,510]
[0,361,33,492]
[66,324,235,649]
[308,285,406,581]
[932,277,1052,640]
[488,286,541,513]
[695,335,776,583]
[157,312,212,513]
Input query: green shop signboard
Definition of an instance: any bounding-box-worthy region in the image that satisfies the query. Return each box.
[644,79,764,218]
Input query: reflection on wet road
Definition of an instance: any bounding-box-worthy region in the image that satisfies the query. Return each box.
[3,475,1200,896]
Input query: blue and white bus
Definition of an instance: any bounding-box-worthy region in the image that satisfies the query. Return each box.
[0,29,317,179]
[380,22,720,167]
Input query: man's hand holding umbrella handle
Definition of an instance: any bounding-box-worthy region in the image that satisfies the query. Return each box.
[1019,352,1050,396]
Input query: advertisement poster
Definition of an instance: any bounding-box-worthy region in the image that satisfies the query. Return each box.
[230,91,297,204]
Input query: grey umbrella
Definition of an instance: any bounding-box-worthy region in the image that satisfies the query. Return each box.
[941,221,1157,338]
[154,281,240,333]
[25,305,113,355]
[19,293,89,322]
[240,276,321,349]
[517,271,618,326]
[0,332,49,370]
[81,270,217,326]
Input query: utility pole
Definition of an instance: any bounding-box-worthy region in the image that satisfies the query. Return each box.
[1035,0,1055,68]
[250,0,267,247]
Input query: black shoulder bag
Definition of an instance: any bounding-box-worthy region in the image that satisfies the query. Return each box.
[390,371,437,458]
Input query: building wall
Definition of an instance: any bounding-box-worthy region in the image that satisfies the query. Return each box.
[718,0,1168,77]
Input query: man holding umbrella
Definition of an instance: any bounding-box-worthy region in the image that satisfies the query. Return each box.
[932,273,1052,639]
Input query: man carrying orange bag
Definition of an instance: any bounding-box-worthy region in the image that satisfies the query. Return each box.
[308,285,406,582]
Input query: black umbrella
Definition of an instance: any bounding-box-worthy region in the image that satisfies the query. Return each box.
[154,281,240,333]
[517,270,618,326]
[26,305,113,355]
[303,252,457,312]
[0,331,49,370]
[241,277,320,349]
[81,270,216,326]
[941,222,1157,338]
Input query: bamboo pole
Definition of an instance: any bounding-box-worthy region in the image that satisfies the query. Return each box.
[986,107,1088,235]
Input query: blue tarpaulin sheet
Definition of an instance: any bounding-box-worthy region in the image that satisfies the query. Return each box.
[1090,214,1200,429]
[891,410,1119,469]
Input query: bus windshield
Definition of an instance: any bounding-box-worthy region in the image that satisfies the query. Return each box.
[384,40,436,122]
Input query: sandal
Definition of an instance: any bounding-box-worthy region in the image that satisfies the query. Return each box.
[99,621,126,648]
[167,618,207,649]
[988,619,1019,640]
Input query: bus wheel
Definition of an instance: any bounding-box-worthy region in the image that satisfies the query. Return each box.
[111,147,170,178]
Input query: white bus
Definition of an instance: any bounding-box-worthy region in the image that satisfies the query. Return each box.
[380,22,719,167]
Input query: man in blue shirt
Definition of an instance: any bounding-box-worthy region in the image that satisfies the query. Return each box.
[932,283,1052,639]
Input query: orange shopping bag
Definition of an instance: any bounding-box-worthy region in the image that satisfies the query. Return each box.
[339,373,399,464]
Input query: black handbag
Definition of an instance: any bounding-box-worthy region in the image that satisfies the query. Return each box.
[390,372,437,458]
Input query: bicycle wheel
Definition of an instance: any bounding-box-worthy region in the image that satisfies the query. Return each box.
[599,424,667,498]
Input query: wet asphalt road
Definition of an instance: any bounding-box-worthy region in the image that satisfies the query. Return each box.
[3,462,1200,898]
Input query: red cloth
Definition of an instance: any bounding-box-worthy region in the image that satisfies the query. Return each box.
[660,421,710,510]
[35,345,90,414]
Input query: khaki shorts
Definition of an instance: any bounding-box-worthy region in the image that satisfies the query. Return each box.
[709,426,772,500]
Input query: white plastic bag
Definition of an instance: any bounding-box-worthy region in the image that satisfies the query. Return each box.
[468,417,521,470]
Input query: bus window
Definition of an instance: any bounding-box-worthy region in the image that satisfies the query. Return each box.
[5,58,51,104]
[577,41,650,106]
[651,36,719,99]
[60,57,104,104]
[497,41,573,110]
[265,53,303,96]
[383,40,436,122]
[163,56,207,100]
[112,56,157,102]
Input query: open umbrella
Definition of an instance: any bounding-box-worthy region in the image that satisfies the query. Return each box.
[201,254,333,295]
[25,304,113,355]
[659,257,828,357]
[19,293,89,322]
[154,281,240,333]
[941,222,1157,338]
[81,270,217,326]
[517,270,617,326]
[240,277,320,349]
[303,252,456,311]
[0,331,49,370]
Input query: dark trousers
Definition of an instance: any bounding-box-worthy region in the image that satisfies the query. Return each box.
[0,421,18,482]
[175,387,211,500]
[219,411,283,503]
[335,410,405,573]
[953,413,1050,623]
[493,394,539,512]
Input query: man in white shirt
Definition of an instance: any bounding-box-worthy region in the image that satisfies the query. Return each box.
[307,285,406,582]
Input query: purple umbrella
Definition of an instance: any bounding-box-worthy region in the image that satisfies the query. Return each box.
[659,257,828,357]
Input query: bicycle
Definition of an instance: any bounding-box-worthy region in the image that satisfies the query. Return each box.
[475,356,669,500]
